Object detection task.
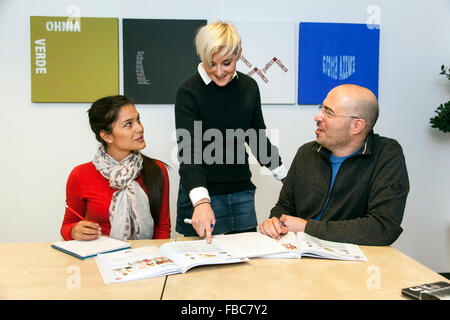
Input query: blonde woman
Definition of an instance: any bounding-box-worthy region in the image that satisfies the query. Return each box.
[174,22,286,242]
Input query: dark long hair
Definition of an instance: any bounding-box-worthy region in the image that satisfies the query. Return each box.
[87,95,168,224]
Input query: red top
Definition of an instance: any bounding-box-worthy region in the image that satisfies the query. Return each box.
[61,160,171,240]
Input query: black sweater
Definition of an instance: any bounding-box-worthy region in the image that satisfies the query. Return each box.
[271,132,410,246]
[175,71,282,195]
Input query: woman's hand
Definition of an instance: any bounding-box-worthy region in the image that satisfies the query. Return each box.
[191,201,216,243]
[71,221,102,241]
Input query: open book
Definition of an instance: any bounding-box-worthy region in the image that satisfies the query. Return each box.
[212,232,367,261]
[51,236,131,260]
[262,232,367,261]
[95,239,249,284]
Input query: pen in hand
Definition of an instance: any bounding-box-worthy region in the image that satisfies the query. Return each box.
[65,204,101,238]
[279,219,288,239]
[184,218,214,243]
[184,218,214,229]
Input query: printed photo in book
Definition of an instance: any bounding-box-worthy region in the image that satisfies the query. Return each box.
[96,240,248,284]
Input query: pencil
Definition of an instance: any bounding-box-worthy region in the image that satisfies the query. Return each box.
[65,204,87,221]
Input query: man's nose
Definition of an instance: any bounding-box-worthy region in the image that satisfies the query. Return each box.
[314,110,324,122]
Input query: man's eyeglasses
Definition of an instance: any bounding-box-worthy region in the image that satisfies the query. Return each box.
[318,104,359,120]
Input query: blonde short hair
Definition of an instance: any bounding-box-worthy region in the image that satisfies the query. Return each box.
[195,21,241,68]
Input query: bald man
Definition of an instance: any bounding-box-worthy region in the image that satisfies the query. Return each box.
[259,84,410,245]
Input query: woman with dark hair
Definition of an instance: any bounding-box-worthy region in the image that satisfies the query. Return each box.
[61,95,171,240]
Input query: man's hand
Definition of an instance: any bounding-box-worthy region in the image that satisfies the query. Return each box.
[191,200,216,243]
[279,214,307,234]
[259,215,307,239]
[259,216,288,240]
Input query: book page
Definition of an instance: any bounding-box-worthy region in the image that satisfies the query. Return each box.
[160,240,248,273]
[261,232,301,259]
[211,232,289,258]
[96,246,181,284]
[52,236,130,258]
[298,232,367,261]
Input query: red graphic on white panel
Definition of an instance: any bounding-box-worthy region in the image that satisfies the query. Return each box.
[239,55,288,83]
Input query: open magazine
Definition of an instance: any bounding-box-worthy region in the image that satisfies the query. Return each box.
[210,232,367,261]
[262,231,368,261]
[96,239,249,284]
[96,232,366,284]
[208,232,366,261]
[211,231,292,258]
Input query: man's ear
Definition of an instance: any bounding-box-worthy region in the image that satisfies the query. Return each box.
[99,130,112,144]
[352,118,366,135]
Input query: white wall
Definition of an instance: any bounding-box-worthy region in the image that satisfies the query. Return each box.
[0,0,449,273]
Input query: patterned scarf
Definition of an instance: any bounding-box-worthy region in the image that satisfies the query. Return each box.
[92,146,154,240]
